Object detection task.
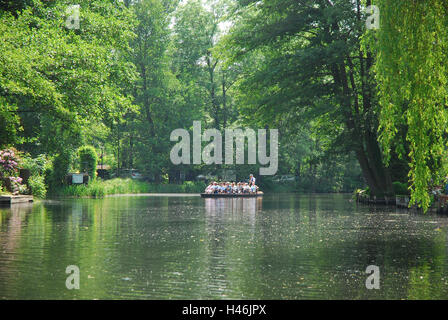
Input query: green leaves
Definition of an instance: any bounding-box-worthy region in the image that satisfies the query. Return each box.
[217,0,373,190]
[78,145,98,179]
[373,0,448,211]
[0,1,137,154]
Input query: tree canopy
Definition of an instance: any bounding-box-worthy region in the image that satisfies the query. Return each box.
[8,0,446,201]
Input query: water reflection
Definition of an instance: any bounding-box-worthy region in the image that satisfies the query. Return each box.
[204,198,262,224]
[0,194,448,299]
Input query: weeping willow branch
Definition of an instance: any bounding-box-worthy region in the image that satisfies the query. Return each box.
[371,0,448,211]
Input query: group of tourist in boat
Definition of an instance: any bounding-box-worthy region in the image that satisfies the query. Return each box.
[204,174,259,194]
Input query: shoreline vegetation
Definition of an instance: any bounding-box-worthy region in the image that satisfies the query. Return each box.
[48,179,208,198]
[46,178,353,198]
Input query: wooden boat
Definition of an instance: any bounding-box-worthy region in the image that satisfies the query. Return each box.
[201,191,263,198]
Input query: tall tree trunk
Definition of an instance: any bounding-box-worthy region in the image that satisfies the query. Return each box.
[222,71,227,128]
[355,132,394,196]
[331,54,393,197]
[129,134,134,168]
[206,54,219,128]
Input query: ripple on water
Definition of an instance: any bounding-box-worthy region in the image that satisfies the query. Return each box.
[1,194,448,299]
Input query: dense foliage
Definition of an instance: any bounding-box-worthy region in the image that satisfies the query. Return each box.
[6,0,442,202]
[78,145,98,180]
[372,0,448,210]
[218,0,392,195]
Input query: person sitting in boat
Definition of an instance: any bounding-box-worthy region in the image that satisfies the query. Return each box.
[232,182,238,194]
[220,182,227,193]
[237,182,243,194]
[211,182,219,194]
[221,182,227,193]
[205,183,213,194]
[250,184,257,194]
[204,180,260,195]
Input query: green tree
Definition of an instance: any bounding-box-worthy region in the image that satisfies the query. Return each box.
[174,0,237,130]
[371,0,448,210]
[124,0,185,181]
[219,0,394,196]
[79,146,98,180]
[0,0,137,183]
[0,1,137,149]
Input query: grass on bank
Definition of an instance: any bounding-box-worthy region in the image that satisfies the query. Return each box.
[38,177,363,198]
[50,178,207,198]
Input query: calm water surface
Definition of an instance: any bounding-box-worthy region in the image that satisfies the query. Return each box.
[1,193,448,299]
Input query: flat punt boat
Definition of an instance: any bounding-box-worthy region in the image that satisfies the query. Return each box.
[200,192,263,198]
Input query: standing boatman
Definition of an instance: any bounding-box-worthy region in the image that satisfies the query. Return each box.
[249,174,256,186]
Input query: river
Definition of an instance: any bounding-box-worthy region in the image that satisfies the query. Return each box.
[0,193,447,299]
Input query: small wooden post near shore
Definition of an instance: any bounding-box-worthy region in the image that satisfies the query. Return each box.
[0,195,33,206]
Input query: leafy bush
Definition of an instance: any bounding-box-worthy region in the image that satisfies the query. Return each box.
[50,152,72,187]
[21,154,52,198]
[28,175,47,198]
[78,146,98,180]
[21,154,50,176]
[181,181,206,193]
[393,181,409,195]
[364,186,370,196]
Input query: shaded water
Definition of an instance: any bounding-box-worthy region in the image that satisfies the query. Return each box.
[0,193,448,299]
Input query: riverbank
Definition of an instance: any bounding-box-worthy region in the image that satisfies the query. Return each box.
[48,178,358,198]
[8,175,356,199]
[49,178,207,198]
[106,193,201,197]
[354,189,448,214]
